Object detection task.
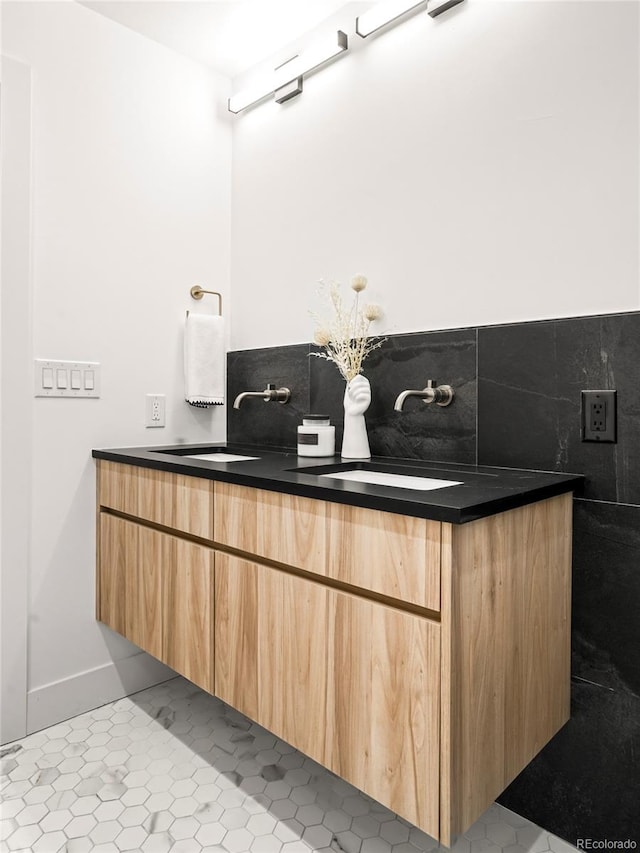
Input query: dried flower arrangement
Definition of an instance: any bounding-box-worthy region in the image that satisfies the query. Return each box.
[311,275,386,382]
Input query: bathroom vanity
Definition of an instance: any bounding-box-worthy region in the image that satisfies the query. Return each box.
[93,445,582,845]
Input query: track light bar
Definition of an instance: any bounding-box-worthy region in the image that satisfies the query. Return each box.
[356,0,427,38]
[228,30,348,114]
[355,0,464,37]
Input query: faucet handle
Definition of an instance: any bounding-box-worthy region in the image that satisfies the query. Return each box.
[433,383,454,406]
[425,379,454,406]
[393,380,454,411]
[263,384,290,404]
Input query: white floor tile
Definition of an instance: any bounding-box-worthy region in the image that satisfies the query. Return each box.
[0,677,579,853]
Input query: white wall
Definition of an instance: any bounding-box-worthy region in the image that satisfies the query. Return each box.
[1,56,32,745]
[231,0,640,350]
[1,1,232,736]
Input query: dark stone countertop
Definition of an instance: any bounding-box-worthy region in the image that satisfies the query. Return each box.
[92,442,584,525]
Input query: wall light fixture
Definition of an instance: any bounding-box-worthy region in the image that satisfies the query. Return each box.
[228,30,348,114]
[356,0,464,38]
[356,0,427,38]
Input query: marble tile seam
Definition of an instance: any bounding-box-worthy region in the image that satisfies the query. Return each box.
[573,496,640,510]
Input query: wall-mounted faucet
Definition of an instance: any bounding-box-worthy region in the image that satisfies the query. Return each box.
[394,379,454,411]
[233,383,291,410]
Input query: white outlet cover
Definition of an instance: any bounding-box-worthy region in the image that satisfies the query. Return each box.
[145,394,166,428]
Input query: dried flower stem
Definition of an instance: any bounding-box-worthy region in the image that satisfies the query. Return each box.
[310,278,385,382]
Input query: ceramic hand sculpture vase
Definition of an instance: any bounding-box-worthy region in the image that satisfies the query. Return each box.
[342,374,371,459]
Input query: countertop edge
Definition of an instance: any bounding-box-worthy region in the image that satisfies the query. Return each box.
[92,446,584,525]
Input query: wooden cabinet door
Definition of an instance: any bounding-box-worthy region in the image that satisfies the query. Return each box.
[164,539,214,695]
[129,524,164,660]
[98,514,163,661]
[326,593,440,835]
[98,513,213,692]
[215,552,329,764]
[99,512,132,640]
[215,554,440,835]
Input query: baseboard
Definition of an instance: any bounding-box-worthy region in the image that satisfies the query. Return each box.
[26,653,176,735]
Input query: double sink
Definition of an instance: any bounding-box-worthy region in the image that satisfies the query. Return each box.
[154,447,464,492]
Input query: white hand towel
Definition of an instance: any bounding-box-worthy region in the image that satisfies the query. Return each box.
[184,313,225,407]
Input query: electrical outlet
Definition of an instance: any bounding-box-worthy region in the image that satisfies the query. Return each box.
[581,390,616,442]
[145,394,166,428]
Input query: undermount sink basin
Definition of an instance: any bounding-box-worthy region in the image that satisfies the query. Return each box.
[153,448,260,463]
[319,469,463,491]
[182,452,260,463]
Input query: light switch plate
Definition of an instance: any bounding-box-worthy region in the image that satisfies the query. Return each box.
[35,360,100,397]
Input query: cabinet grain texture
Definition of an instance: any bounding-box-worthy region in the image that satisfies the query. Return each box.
[439,493,572,844]
[214,481,441,610]
[326,587,440,833]
[98,511,214,694]
[98,512,130,640]
[99,460,213,538]
[215,552,440,836]
[214,482,327,576]
[163,539,214,694]
[215,553,329,762]
[327,502,441,610]
[99,514,164,661]
[130,524,165,661]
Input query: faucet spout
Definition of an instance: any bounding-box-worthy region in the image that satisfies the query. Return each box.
[233,384,291,409]
[394,379,454,411]
[394,389,429,411]
[233,391,267,409]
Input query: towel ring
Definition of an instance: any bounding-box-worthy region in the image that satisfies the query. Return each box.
[190,285,222,316]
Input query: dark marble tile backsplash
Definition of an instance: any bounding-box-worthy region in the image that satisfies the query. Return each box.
[478,312,640,504]
[227,344,311,450]
[498,680,640,846]
[367,330,477,464]
[501,498,640,844]
[227,311,638,490]
[310,329,477,464]
[572,500,640,698]
[228,329,477,462]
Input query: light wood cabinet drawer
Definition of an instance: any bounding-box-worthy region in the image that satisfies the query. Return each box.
[214,482,327,574]
[215,552,440,836]
[327,502,440,611]
[214,482,441,610]
[98,460,213,539]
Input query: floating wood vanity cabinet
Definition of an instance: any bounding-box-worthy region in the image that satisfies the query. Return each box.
[95,459,573,846]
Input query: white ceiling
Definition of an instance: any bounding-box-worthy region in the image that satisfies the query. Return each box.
[79,0,354,78]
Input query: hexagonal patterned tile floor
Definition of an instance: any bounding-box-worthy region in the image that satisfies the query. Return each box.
[0,677,578,853]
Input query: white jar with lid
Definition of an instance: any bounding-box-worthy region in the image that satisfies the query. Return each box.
[297,415,335,457]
